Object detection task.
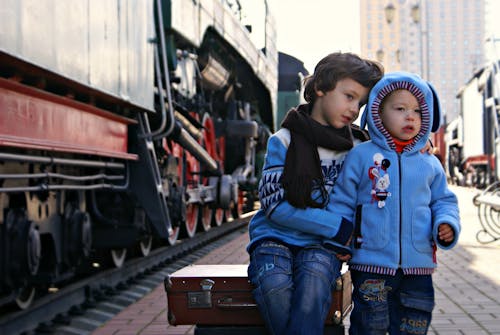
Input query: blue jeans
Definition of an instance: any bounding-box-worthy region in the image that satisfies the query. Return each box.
[248,240,341,335]
[349,269,435,335]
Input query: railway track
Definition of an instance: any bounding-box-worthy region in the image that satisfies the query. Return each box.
[0,213,253,335]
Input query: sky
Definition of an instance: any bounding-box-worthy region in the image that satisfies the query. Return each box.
[242,0,500,74]
[269,0,361,73]
[241,0,360,73]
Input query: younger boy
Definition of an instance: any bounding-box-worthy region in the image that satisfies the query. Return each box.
[332,71,461,335]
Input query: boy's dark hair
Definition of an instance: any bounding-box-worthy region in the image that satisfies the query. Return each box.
[303,52,384,104]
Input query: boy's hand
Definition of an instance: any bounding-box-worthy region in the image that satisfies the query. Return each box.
[336,253,351,261]
[420,139,433,154]
[335,233,353,261]
[438,223,454,243]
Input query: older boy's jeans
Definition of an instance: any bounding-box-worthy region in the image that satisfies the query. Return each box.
[349,269,435,335]
[248,240,341,335]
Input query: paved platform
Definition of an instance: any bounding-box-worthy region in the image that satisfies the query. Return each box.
[91,186,500,335]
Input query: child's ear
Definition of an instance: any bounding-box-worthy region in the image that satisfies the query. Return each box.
[316,90,324,97]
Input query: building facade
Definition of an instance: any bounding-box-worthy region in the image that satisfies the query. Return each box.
[360,0,485,122]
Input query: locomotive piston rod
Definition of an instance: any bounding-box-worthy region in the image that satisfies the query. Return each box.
[170,122,220,175]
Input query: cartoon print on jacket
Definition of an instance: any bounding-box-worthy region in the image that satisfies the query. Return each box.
[368,153,391,208]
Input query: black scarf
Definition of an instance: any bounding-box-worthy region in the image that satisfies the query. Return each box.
[281,104,360,208]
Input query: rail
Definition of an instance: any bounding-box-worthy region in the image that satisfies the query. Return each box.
[0,214,253,335]
[472,181,500,244]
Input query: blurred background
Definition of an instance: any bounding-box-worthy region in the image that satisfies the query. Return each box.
[241,0,500,189]
[243,0,500,122]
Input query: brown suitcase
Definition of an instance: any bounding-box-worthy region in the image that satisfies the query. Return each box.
[164,264,352,327]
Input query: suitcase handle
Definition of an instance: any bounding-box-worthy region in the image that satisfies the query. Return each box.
[216,297,258,310]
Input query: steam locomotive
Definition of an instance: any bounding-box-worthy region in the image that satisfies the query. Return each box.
[445,57,500,189]
[0,0,277,309]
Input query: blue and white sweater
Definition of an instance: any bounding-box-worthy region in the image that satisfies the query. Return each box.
[247,126,356,253]
[332,72,461,275]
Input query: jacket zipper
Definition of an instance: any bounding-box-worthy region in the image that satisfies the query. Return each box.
[398,153,402,268]
[354,205,363,248]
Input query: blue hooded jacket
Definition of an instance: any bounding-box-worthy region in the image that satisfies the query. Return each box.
[246,105,356,254]
[332,72,461,275]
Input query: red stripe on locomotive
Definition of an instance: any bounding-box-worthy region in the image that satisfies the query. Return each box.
[0,78,137,160]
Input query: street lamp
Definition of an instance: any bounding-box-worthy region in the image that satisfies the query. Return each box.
[383,2,427,79]
[410,2,428,80]
[411,4,421,24]
[384,3,396,24]
[376,49,385,62]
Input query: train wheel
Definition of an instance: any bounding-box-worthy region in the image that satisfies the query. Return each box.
[199,205,212,232]
[223,190,245,221]
[224,206,233,222]
[223,187,245,222]
[168,227,180,245]
[67,209,92,264]
[7,210,41,278]
[182,203,198,238]
[213,208,224,226]
[200,113,223,228]
[231,190,245,219]
[110,248,127,268]
[138,235,153,257]
[183,117,200,238]
[163,140,184,246]
[15,286,36,310]
[137,220,153,257]
[9,217,39,308]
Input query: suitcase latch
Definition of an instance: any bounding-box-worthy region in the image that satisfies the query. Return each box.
[200,278,215,290]
[187,278,215,308]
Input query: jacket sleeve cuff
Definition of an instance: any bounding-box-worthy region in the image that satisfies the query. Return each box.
[332,217,354,245]
[322,240,352,255]
[433,222,460,250]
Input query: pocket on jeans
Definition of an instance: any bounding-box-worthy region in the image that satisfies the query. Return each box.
[400,293,435,313]
[297,246,341,284]
[248,242,293,290]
